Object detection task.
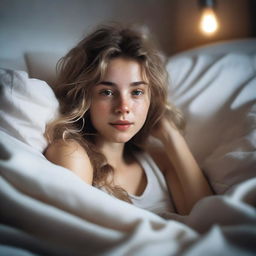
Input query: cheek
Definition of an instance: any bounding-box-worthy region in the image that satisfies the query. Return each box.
[90,101,111,127]
[91,101,110,115]
[134,100,150,120]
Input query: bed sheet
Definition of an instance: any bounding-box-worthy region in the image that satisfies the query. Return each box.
[0,131,256,255]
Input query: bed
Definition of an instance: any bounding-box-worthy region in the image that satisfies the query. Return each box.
[0,38,256,256]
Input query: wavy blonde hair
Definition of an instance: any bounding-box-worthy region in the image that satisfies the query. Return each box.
[46,23,184,202]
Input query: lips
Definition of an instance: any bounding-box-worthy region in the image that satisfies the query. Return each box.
[110,120,134,131]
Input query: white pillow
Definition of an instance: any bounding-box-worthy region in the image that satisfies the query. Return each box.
[167,51,256,194]
[0,68,59,152]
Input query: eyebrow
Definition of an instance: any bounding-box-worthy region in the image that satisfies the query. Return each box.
[98,81,148,86]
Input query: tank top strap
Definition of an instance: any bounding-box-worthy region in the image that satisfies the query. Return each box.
[130,151,175,215]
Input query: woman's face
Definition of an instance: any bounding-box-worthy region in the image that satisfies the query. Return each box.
[90,57,150,144]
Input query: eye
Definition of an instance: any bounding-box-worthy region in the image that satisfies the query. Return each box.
[132,89,144,96]
[99,89,114,96]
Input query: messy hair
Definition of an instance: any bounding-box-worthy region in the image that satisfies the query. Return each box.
[46,23,184,202]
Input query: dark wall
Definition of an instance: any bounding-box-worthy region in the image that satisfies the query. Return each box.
[170,0,254,54]
[0,0,254,60]
[250,0,256,37]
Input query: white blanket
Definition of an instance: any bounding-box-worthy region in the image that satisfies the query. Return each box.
[0,131,256,255]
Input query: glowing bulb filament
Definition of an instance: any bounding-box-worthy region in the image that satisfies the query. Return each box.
[200,8,218,35]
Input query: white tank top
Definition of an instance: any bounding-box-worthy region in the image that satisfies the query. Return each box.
[97,152,176,217]
[130,152,176,216]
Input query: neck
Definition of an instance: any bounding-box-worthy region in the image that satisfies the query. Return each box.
[95,140,127,168]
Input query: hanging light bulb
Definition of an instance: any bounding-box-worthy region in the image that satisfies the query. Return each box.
[199,0,219,35]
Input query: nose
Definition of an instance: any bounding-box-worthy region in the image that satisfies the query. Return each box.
[114,96,130,115]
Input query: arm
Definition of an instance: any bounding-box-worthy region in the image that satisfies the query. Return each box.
[44,140,94,185]
[152,118,213,215]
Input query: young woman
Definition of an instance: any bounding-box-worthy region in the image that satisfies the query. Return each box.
[45,24,212,216]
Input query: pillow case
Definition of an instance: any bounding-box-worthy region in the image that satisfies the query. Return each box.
[0,68,59,152]
[167,51,256,194]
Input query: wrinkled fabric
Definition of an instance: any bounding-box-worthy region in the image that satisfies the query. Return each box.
[1,131,255,255]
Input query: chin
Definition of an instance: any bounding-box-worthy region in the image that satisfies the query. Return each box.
[112,136,133,144]
[107,132,135,144]
[97,128,139,144]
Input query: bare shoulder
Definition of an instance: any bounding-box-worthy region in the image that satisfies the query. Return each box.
[45,139,86,158]
[45,139,94,184]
